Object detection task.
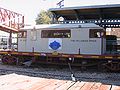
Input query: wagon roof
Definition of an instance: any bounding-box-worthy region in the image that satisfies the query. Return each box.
[21,23,101,30]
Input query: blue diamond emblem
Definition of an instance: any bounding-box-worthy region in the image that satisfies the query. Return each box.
[49,41,61,50]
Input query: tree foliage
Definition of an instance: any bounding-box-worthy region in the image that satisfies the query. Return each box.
[35,10,52,24]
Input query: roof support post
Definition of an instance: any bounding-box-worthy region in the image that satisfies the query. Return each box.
[74,10,80,20]
[8,31,12,50]
[51,12,58,24]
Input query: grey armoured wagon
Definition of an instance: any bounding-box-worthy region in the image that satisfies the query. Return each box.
[18,23,106,55]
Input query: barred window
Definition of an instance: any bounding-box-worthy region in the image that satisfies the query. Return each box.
[18,31,27,38]
[89,29,105,38]
[41,30,71,38]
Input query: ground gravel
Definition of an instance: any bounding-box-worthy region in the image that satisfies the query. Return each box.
[0,62,120,85]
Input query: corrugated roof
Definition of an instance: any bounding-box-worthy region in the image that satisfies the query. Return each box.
[49,4,120,20]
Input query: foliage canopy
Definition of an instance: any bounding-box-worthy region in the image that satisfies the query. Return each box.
[35,10,52,24]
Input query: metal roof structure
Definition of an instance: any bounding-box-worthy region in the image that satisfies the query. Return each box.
[0,7,24,33]
[0,7,24,50]
[49,4,120,28]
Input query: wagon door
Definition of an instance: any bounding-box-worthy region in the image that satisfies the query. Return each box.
[18,31,27,52]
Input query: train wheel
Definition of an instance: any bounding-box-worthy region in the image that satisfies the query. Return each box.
[1,55,9,64]
[1,55,17,65]
[104,62,120,71]
[97,62,107,72]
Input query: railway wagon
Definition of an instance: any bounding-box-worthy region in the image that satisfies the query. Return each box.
[18,23,106,55]
[1,23,120,71]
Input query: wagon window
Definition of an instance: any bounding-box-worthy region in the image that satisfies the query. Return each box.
[89,29,105,38]
[18,31,27,38]
[31,29,37,40]
[41,30,71,38]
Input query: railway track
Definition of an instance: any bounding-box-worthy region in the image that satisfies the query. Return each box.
[0,65,120,86]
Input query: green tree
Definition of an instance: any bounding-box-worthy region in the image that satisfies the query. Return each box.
[35,10,52,24]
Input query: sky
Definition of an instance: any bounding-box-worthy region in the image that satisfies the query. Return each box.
[0,0,120,25]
